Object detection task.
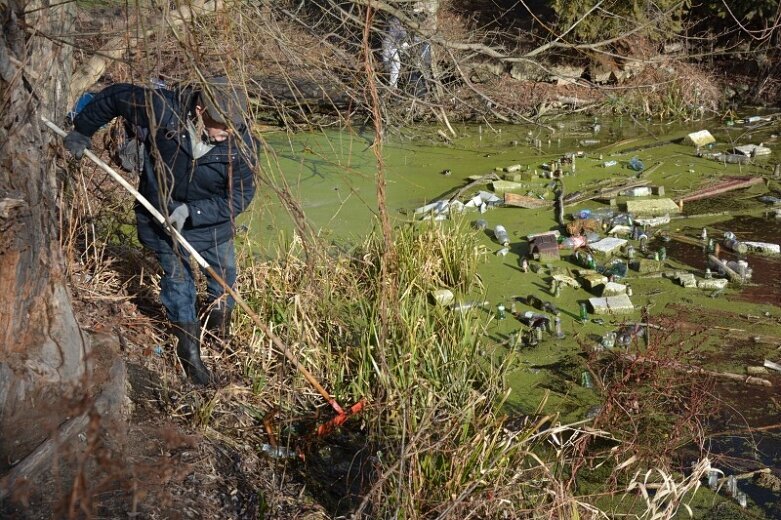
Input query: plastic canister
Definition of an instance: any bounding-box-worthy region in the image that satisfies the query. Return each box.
[707,470,719,490]
[494,225,509,246]
[723,238,748,254]
[628,157,644,171]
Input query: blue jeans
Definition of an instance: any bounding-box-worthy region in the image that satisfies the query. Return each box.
[156,239,237,323]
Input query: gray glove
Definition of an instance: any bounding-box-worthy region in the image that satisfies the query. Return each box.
[168,204,189,232]
[63,131,92,159]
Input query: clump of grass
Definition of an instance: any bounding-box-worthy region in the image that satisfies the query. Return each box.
[226,219,625,518]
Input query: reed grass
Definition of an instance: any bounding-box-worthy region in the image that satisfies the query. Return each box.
[222,219,605,518]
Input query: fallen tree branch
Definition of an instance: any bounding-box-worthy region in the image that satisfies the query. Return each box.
[618,352,772,387]
[440,172,501,203]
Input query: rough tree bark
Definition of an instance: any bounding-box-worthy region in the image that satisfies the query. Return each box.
[0,0,89,481]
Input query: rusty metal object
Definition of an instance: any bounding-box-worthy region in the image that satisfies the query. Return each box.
[566,218,601,236]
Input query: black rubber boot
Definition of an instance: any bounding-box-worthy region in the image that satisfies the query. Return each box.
[205,305,233,340]
[173,322,214,386]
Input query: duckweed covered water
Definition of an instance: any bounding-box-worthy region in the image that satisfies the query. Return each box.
[247,116,781,517]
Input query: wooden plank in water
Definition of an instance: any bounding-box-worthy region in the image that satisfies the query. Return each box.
[504,192,553,209]
[676,176,764,205]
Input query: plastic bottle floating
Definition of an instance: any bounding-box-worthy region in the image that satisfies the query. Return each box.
[494,225,509,246]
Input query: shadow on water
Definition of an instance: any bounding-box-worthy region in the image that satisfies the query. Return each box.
[663,217,781,517]
[662,216,781,306]
[706,380,781,516]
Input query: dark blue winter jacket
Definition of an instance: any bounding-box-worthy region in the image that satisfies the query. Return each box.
[73,83,256,253]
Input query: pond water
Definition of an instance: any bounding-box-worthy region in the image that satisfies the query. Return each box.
[247,115,781,517]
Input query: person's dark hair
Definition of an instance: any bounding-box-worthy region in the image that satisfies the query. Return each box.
[198,77,248,126]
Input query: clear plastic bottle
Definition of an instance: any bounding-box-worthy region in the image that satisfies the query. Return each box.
[591,208,615,221]
[726,475,738,497]
[261,444,297,459]
[553,316,565,339]
[707,469,719,490]
[494,225,509,246]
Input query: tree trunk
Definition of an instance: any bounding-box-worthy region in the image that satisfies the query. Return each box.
[0,0,90,474]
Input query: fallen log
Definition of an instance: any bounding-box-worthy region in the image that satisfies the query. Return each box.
[438,173,501,203]
[617,353,772,387]
[675,176,764,205]
[0,358,128,500]
[708,254,744,284]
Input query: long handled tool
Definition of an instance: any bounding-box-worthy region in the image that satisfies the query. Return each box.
[43,116,364,436]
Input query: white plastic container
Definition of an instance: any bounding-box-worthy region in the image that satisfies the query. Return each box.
[494,225,509,246]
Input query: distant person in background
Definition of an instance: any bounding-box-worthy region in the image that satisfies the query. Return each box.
[381,15,409,88]
[380,12,434,96]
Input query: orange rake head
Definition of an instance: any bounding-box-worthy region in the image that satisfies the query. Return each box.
[316,399,367,437]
